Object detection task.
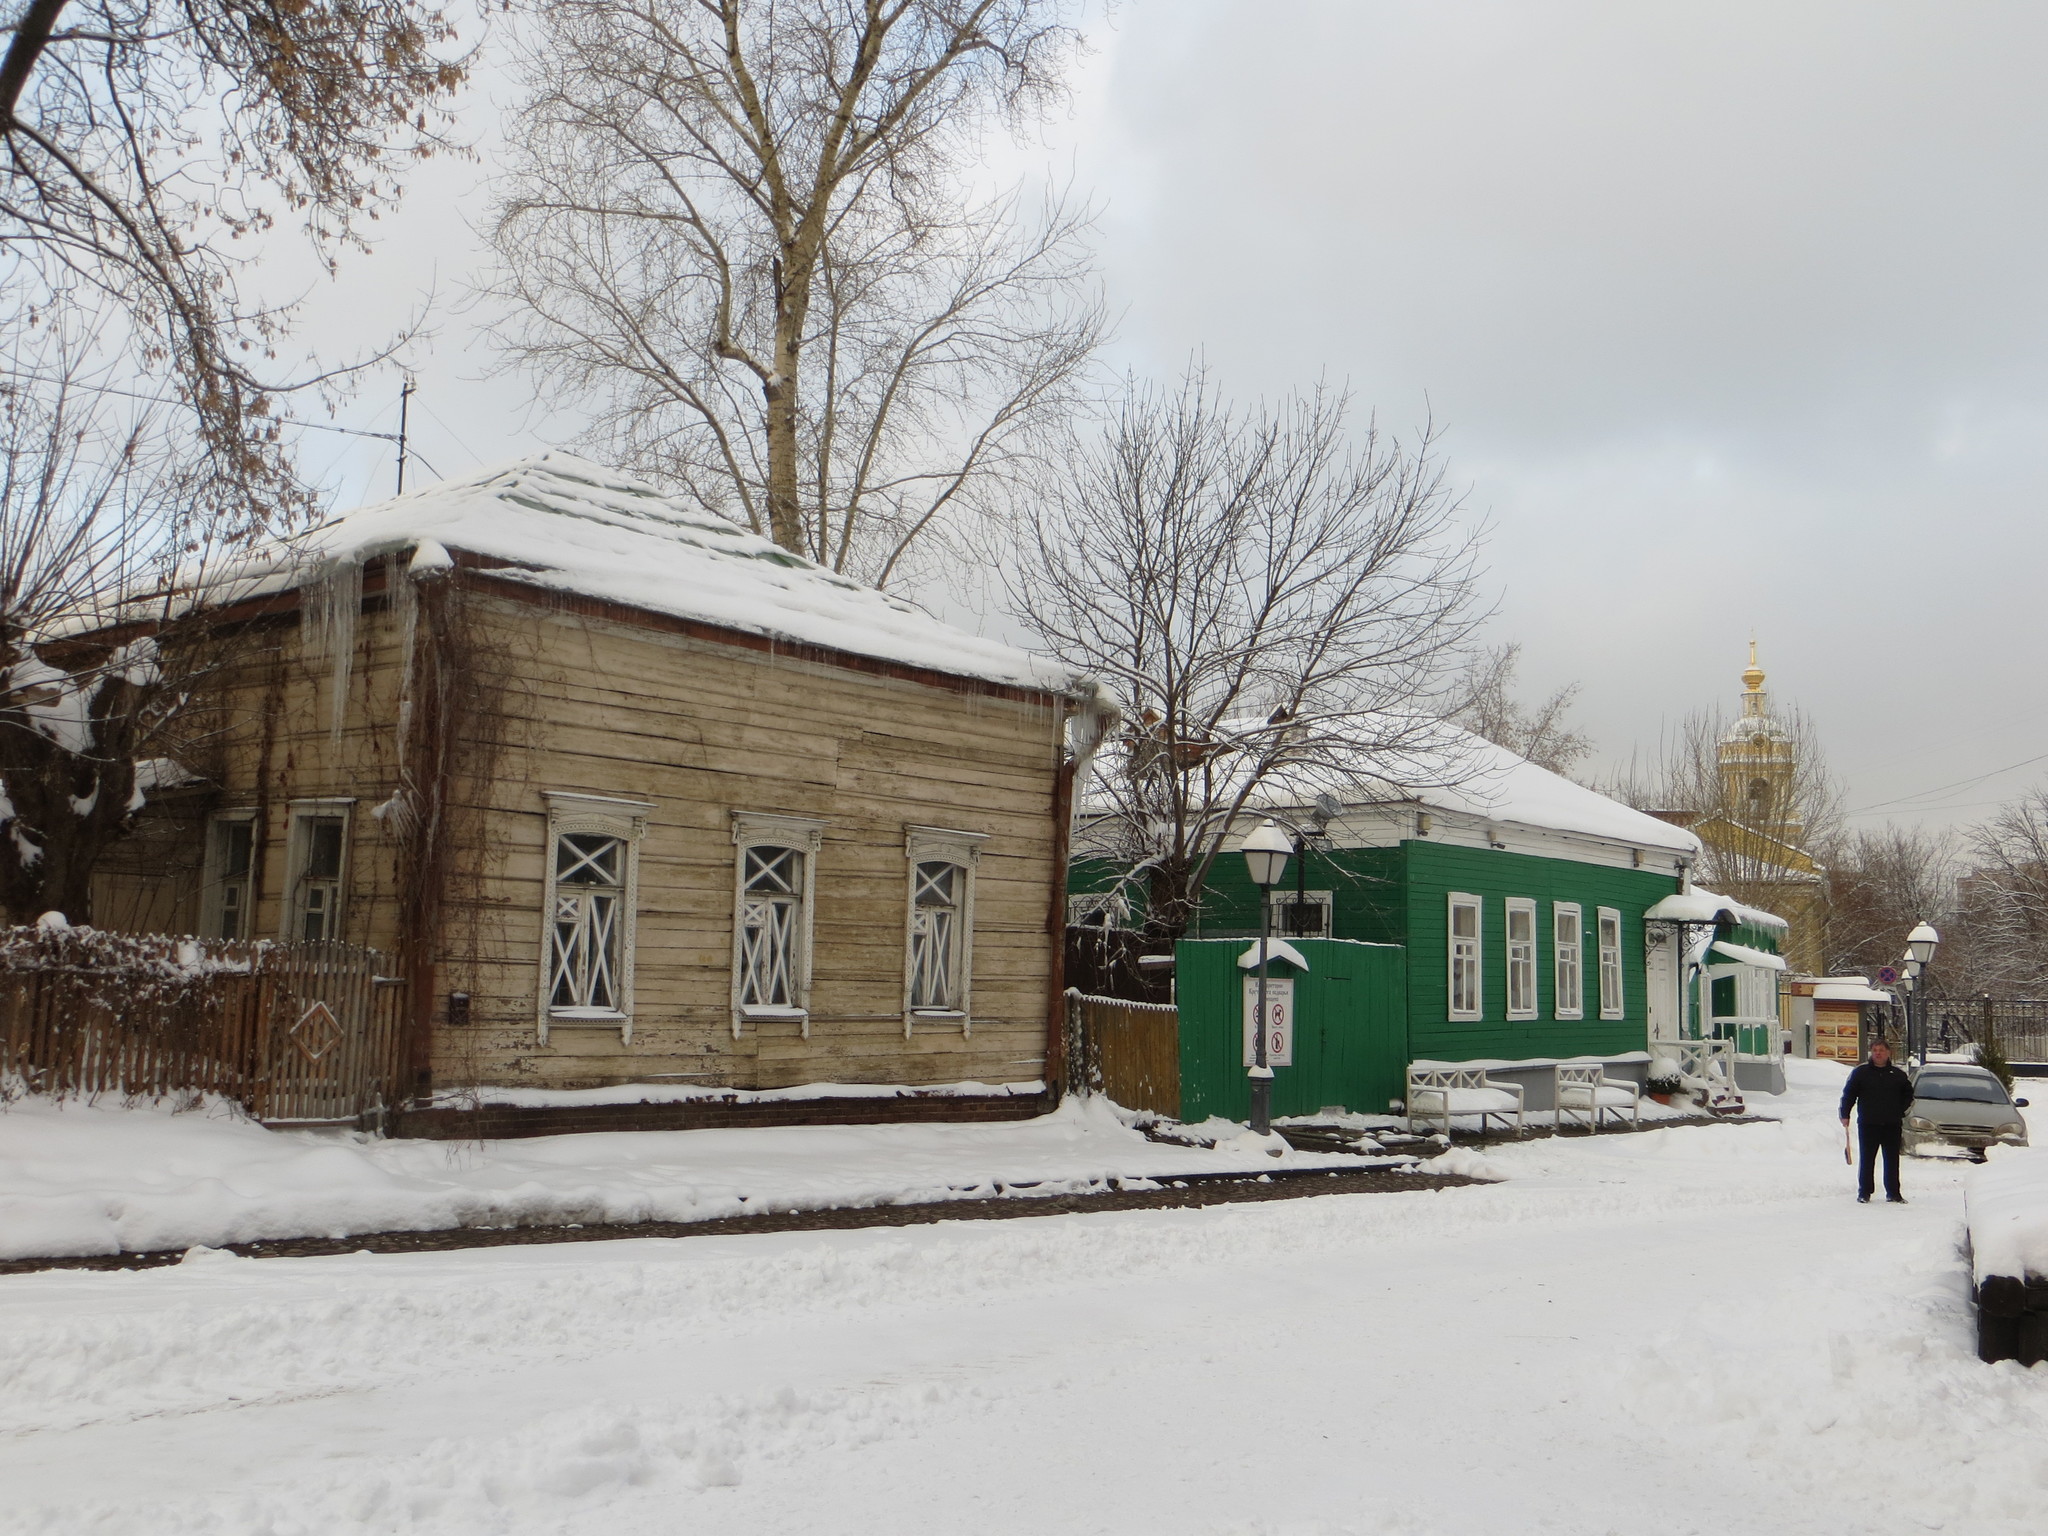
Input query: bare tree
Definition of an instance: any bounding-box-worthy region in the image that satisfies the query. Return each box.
[1453,641,1592,778]
[0,0,472,523]
[1962,787,2048,994]
[1007,372,1483,943]
[0,325,227,922]
[483,0,1100,582]
[1824,825,1958,979]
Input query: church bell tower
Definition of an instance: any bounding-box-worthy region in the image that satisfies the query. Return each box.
[1718,642,1800,842]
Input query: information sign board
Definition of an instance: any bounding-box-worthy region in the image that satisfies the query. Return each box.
[1241,977,1295,1068]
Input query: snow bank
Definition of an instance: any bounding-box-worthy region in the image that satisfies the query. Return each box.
[1966,1148,2048,1282]
[0,1093,1365,1260]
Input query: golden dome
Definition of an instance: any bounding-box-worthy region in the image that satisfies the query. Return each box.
[1741,638,1765,694]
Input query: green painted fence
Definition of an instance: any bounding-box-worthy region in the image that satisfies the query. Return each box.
[1174,937,1409,1123]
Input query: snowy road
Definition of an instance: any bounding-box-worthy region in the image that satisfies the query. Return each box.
[5,1062,2047,1535]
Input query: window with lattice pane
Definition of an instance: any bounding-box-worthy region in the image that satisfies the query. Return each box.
[908,860,964,1010]
[549,831,625,1012]
[900,826,986,1032]
[738,845,806,1009]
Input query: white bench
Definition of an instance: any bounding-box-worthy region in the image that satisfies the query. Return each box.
[1554,1064,1641,1134]
[1406,1067,1525,1140]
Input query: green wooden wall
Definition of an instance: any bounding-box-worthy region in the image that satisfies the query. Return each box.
[1401,841,1679,1063]
[1174,937,1410,1121]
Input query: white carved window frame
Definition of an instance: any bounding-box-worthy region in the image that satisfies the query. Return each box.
[280,797,355,943]
[538,791,652,1045]
[1448,892,1483,1021]
[1552,901,1584,1020]
[902,825,989,1038]
[731,811,827,1039]
[1505,897,1538,1020]
[1598,906,1625,1019]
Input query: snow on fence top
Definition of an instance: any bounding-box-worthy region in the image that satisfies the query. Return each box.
[1966,1151,2048,1283]
[209,453,1086,695]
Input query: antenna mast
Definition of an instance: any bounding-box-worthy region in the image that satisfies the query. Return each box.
[395,378,415,495]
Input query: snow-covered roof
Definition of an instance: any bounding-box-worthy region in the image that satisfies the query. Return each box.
[1814,979,1890,1004]
[1240,723,1702,855]
[1642,889,1790,931]
[1711,940,1786,971]
[210,453,1082,695]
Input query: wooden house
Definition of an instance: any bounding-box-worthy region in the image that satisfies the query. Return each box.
[94,454,1108,1105]
[1070,727,1792,1112]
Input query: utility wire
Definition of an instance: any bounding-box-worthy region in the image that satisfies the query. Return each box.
[1842,749,2048,817]
[0,369,407,445]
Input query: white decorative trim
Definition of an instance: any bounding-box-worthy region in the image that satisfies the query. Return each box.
[537,792,650,1045]
[903,826,988,1037]
[1598,905,1625,1020]
[1448,891,1483,1021]
[1505,897,1538,1020]
[544,790,657,815]
[731,812,828,1038]
[1552,901,1584,1020]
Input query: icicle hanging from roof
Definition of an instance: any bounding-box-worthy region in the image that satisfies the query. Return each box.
[298,554,363,750]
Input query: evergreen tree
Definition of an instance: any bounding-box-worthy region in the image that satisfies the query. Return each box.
[1975,1017,2015,1092]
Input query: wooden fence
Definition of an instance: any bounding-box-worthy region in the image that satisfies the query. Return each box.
[0,926,407,1125]
[1066,989,1181,1118]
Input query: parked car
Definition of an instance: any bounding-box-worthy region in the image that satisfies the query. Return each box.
[1905,1064,2031,1161]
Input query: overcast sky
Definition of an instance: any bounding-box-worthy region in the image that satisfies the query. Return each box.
[276,1,2048,837]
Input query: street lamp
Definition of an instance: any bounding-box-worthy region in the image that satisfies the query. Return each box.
[1241,818,1294,1137]
[1905,922,1940,1062]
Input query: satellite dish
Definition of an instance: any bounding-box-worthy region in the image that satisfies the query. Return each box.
[1313,792,1343,823]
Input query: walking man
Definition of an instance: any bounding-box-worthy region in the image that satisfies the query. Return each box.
[1839,1039,1915,1204]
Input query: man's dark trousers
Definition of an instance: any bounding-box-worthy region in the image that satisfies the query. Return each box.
[1858,1120,1903,1201]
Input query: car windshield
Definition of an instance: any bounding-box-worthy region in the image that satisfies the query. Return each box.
[1913,1075,2008,1104]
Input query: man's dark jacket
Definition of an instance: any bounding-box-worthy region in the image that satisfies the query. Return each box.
[1839,1061,1915,1125]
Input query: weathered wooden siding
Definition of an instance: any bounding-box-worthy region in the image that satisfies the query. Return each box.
[430,590,1067,1092]
[94,579,413,954]
[96,563,1069,1096]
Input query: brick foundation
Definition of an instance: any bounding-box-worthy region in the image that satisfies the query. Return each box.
[388,1090,1055,1141]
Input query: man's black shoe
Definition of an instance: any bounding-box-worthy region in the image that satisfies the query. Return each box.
[1887,1195,1907,1204]
[1857,1194,1870,1203]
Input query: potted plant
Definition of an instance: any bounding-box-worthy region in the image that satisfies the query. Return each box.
[1646,1073,1684,1106]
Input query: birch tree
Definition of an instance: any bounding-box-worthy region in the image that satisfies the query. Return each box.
[0,0,471,524]
[1008,373,1484,943]
[484,0,1100,582]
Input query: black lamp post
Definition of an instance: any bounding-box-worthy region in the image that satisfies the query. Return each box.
[1905,921,1940,1063]
[1241,818,1293,1137]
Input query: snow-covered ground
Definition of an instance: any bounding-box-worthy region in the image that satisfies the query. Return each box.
[0,1092,1375,1260]
[4,1058,2046,1535]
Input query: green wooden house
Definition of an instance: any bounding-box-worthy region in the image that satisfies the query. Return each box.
[1070,726,1789,1118]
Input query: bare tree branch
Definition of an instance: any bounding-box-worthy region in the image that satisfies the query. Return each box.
[481,0,1100,579]
[1005,369,1486,942]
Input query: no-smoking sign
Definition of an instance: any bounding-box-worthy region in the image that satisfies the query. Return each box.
[1242,976,1296,1067]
